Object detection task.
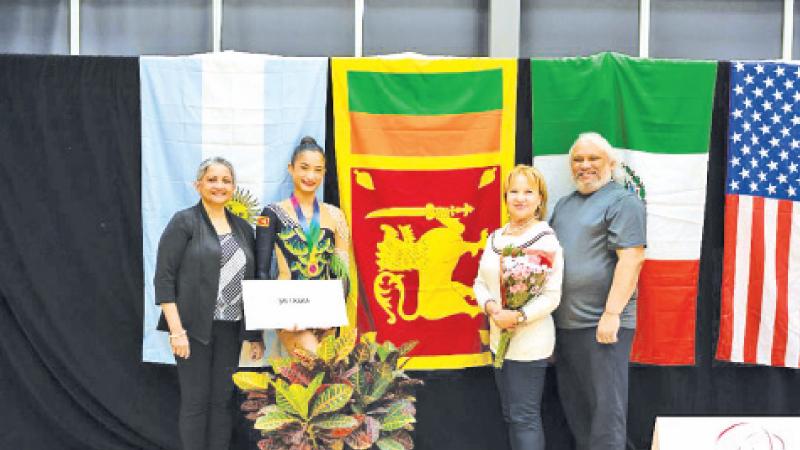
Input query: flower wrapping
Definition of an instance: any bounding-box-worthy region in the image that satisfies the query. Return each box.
[493,247,554,368]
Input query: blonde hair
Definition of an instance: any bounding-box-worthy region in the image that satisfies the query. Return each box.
[503,164,549,220]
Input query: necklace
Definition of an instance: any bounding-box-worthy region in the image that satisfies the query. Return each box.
[505,216,537,235]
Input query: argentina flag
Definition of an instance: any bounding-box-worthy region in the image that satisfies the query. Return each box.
[140,52,327,364]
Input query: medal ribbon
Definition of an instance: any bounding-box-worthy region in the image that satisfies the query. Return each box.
[290,194,321,254]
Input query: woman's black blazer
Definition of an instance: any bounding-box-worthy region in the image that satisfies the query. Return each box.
[154,201,261,344]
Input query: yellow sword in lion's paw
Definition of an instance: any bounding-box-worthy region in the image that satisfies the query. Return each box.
[366,203,474,220]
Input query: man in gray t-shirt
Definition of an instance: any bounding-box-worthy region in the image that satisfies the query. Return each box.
[549,132,646,450]
[551,181,645,329]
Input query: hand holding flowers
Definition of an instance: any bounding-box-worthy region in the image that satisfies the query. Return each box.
[493,246,554,368]
[487,305,520,330]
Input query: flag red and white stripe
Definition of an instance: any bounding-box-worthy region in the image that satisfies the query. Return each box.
[717,194,800,367]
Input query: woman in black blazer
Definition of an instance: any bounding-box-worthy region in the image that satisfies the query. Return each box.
[154,157,264,450]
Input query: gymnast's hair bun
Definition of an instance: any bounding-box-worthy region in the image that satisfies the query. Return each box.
[291,135,325,164]
[299,136,317,146]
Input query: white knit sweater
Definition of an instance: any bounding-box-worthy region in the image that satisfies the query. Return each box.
[473,221,564,362]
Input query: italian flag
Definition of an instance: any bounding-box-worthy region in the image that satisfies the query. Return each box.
[531,53,717,365]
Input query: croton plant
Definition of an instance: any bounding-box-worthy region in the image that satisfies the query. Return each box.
[233,329,423,450]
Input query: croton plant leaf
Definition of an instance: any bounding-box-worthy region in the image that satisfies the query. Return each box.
[311,413,359,430]
[344,415,380,450]
[310,384,354,417]
[334,328,358,363]
[376,341,397,363]
[375,437,406,450]
[380,400,416,431]
[317,334,337,363]
[390,431,414,450]
[269,356,293,373]
[254,406,300,432]
[293,347,321,369]
[396,340,418,358]
[366,364,394,404]
[232,371,270,391]
[278,362,313,386]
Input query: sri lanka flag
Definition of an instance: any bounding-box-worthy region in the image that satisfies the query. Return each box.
[333,58,516,369]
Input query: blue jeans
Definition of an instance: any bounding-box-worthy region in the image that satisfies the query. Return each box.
[493,359,547,450]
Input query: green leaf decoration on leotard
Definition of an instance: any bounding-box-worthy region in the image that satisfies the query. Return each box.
[281,236,311,259]
[316,236,334,254]
[291,258,326,279]
[289,261,310,279]
[278,226,302,242]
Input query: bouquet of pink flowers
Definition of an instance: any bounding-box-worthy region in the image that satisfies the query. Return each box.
[493,246,554,368]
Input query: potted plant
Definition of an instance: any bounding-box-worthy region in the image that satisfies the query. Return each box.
[234,329,422,450]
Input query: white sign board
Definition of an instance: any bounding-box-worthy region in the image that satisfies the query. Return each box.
[242,279,348,330]
[652,417,800,450]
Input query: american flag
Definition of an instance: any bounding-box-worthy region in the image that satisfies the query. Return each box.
[717,62,800,368]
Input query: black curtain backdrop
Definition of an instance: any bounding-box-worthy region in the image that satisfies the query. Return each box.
[1,55,799,450]
[0,55,179,450]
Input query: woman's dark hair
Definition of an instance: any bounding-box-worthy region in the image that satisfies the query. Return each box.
[290,136,325,165]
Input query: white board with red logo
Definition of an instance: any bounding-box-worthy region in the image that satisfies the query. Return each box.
[652,417,800,450]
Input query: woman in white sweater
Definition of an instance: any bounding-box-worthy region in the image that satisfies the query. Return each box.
[473,165,563,450]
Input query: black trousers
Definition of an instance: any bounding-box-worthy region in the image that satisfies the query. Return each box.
[494,360,547,450]
[555,327,634,450]
[176,321,240,450]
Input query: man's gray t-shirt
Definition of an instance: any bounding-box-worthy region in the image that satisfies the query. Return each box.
[550,182,646,329]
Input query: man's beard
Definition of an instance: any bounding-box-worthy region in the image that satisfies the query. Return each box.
[574,169,611,194]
